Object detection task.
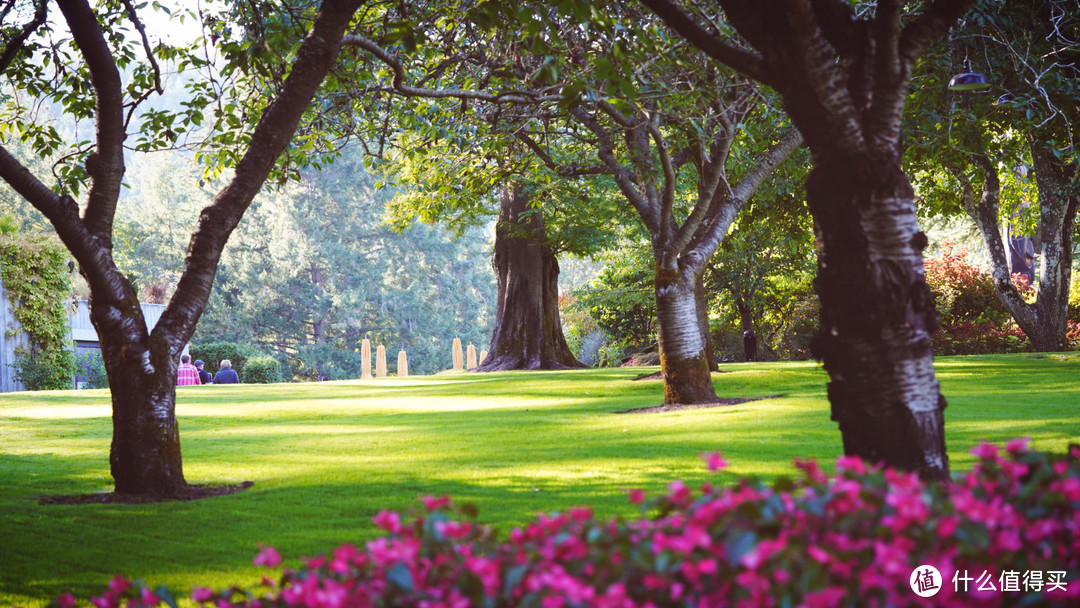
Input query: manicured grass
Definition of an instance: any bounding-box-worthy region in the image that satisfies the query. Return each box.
[2,354,1078,606]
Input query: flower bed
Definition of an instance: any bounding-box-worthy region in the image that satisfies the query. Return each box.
[64,442,1079,608]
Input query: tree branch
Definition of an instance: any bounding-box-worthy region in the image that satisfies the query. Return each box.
[58,0,126,242]
[570,106,661,235]
[690,127,803,259]
[0,0,47,74]
[121,0,163,95]
[514,131,609,177]
[157,0,363,354]
[899,0,978,66]
[341,34,558,104]
[640,0,775,87]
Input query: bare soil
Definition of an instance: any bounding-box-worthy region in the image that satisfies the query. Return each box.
[38,481,254,505]
[616,394,784,414]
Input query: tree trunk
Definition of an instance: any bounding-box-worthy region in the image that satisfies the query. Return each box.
[476,184,584,371]
[89,287,187,496]
[693,272,719,371]
[807,157,949,481]
[655,258,718,404]
[965,148,1077,353]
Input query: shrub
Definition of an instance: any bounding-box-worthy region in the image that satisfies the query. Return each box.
[242,356,282,384]
[70,441,1080,608]
[75,350,109,389]
[931,321,1032,356]
[924,242,1010,326]
[10,344,75,391]
[190,342,259,376]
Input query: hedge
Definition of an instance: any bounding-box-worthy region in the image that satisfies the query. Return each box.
[243,356,283,384]
[189,342,260,376]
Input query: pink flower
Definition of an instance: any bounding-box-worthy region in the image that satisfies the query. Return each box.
[1005,438,1030,455]
[191,587,215,603]
[421,494,452,512]
[970,441,998,460]
[139,587,160,607]
[253,546,282,568]
[628,489,646,504]
[794,458,827,484]
[701,451,728,472]
[56,592,78,608]
[835,455,866,475]
[667,480,692,505]
[108,575,131,595]
[372,509,403,533]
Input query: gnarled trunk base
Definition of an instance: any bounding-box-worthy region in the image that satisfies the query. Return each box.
[476,184,584,372]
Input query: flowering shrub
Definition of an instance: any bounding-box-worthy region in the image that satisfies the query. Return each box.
[66,442,1080,608]
[931,321,1031,356]
[1067,321,1080,351]
[923,243,1041,355]
[924,243,1010,327]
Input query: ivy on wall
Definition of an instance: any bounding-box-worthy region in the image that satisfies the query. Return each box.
[0,221,76,390]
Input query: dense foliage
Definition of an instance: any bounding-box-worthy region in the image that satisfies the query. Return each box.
[189,342,261,378]
[67,441,1080,608]
[242,356,283,384]
[0,226,75,390]
[923,243,1038,355]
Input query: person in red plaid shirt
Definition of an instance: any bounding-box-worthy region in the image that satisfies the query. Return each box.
[177,354,201,385]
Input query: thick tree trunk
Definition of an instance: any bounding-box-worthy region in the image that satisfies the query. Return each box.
[89,286,187,497]
[655,259,718,404]
[476,184,584,371]
[807,158,949,481]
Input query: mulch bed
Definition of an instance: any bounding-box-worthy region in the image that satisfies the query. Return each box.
[616,394,784,414]
[38,481,254,505]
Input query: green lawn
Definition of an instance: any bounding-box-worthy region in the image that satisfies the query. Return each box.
[2,355,1078,606]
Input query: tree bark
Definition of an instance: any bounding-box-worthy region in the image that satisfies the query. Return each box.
[807,157,948,481]
[97,287,187,495]
[656,257,718,403]
[962,147,1078,352]
[694,272,719,371]
[476,183,584,371]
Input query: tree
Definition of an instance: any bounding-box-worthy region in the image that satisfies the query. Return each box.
[906,0,1080,352]
[703,190,816,354]
[383,124,612,372]
[0,0,362,496]
[644,0,976,479]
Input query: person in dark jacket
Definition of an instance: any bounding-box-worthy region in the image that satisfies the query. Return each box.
[213,359,240,384]
[195,360,213,385]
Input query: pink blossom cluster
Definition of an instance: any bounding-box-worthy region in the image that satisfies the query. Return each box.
[65,444,1080,608]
